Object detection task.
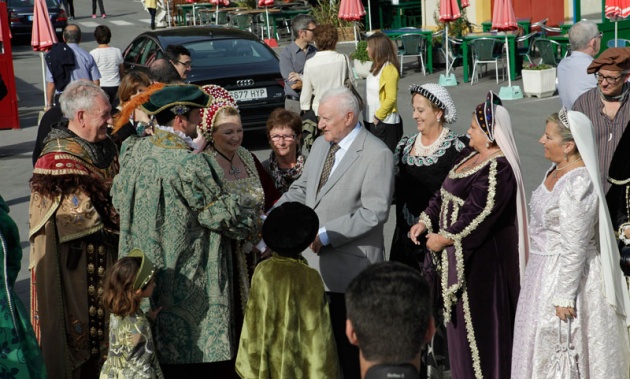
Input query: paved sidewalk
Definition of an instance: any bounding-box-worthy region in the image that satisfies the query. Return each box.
[0,30,562,309]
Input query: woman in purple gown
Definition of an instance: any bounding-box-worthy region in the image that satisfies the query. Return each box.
[410,92,529,379]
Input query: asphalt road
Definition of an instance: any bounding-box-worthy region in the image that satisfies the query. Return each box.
[1,0,561,306]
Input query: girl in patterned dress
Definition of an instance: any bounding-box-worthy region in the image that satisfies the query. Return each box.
[100,250,164,379]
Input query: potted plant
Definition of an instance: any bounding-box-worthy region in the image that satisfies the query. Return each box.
[311,0,355,42]
[350,41,372,78]
[521,62,556,98]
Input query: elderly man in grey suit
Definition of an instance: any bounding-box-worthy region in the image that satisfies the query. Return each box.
[276,87,394,379]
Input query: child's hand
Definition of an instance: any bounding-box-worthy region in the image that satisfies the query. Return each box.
[147,306,163,322]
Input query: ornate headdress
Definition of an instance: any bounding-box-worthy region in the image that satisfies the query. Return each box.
[409,83,457,124]
[475,91,502,142]
[198,84,239,140]
[127,249,156,291]
[141,84,213,115]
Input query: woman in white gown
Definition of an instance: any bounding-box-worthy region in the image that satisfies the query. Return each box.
[511,109,630,378]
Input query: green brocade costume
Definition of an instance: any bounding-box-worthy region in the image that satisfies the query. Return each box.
[0,196,47,379]
[235,254,340,379]
[111,129,259,365]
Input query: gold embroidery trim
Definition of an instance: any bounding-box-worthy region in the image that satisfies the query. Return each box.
[29,195,62,239]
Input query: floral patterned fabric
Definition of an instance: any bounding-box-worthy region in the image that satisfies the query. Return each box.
[0,196,47,379]
[99,312,164,379]
[112,129,260,365]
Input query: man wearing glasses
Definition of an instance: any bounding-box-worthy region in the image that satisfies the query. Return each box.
[279,15,317,113]
[557,20,601,109]
[573,48,630,193]
[166,44,193,80]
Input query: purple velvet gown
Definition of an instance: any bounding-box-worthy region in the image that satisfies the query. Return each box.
[419,147,520,379]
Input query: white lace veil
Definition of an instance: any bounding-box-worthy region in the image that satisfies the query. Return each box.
[493,105,530,282]
[565,110,630,323]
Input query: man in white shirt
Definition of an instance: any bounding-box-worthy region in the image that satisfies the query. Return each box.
[557,20,601,109]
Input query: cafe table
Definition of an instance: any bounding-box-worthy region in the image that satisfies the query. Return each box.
[176,4,243,26]
[482,18,531,35]
[461,31,518,83]
[383,28,434,73]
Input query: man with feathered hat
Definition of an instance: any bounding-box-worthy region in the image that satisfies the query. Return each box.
[111,84,260,377]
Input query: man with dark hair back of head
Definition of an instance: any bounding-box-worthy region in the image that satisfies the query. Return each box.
[166,44,192,80]
[149,58,184,84]
[345,262,435,379]
[45,24,101,109]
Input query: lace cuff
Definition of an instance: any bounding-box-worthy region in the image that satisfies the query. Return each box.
[552,296,575,308]
[419,212,433,233]
[619,223,630,245]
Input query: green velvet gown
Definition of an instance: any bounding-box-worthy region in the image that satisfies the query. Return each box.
[235,254,340,379]
[0,195,47,378]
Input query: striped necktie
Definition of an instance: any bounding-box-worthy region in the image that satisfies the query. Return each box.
[317,143,340,193]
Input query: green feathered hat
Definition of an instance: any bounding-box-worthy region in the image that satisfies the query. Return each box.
[141,84,213,116]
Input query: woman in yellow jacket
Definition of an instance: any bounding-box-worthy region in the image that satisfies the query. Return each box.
[364,32,402,152]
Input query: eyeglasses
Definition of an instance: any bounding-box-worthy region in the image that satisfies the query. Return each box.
[175,60,192,68]
[270,134,296,142]
[302,28,316,33]
[594,72,625,84]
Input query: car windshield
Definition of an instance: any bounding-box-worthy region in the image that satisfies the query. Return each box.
[182,39,276,69]
[8,0,59,7]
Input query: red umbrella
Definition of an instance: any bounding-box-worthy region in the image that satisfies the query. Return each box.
[439,0,465,78]
[31,0,57,52]
[258,0,274,39]
[31,0,58,108]
[492,0,517,87]
[210,0,229,25]
[605,0,630,45]
[339,0,366,47]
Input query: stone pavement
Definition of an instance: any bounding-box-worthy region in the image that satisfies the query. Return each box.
[0,12,563,308]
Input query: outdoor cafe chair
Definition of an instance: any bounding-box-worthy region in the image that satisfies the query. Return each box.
[530,18,548,31]
[608,39,630,47]
[440,37,463,72]
[517,31,540,64]
[398,33,427,76]
[540,24,562,38]
[532,38,563,66]
[470,38,505,85]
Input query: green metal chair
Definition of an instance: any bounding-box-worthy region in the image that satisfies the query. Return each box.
[532,38,563,66]
[398,34,427,76]
[470,38,505,85]
[516,31,540,64]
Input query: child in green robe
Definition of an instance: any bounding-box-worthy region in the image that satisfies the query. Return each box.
[235,202,340,379]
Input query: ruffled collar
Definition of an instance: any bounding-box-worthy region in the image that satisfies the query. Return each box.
[154,125,197,150]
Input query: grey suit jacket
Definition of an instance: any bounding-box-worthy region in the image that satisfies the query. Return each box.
[277,125,394,292]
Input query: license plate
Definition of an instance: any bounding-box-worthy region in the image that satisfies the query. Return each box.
[229,88,267,102]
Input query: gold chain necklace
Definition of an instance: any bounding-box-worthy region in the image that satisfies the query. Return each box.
[461,149,501,172]
[553,157,582,179]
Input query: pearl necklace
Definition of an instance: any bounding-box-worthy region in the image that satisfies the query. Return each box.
[413,127,447,156]
[461,149,501,172]
[553,157,582,179]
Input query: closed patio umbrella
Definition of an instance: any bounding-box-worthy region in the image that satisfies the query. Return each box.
[605,0,630,46]
[31,0,58,108]
[438,0,463,86]
[338,0,366,48]
[258,0,274,39]
[492,0,523,100]
[210,0,229,25]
